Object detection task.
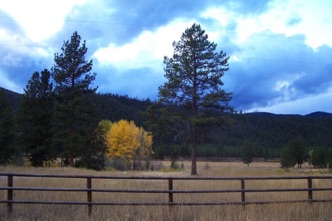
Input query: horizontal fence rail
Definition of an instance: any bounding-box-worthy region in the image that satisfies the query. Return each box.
[1,173,332,217]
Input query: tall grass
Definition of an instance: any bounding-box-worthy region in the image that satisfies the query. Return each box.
[1,161,332,221]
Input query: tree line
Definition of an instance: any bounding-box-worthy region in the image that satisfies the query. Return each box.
[2,84,332,169]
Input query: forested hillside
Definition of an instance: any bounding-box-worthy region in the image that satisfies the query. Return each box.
[92,93,152,126]
[151,111,332,160]
[2,87,332,160]
[1,87,152,126]
[211,112,332,159]
[0,87,22,112]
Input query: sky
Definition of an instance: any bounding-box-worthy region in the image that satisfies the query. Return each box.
[0,0,332,115]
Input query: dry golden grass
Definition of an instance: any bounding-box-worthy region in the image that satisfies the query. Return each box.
[0,161,332,221]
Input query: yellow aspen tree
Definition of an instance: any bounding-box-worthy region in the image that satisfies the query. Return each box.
[133,128,153,169]
[106,120,140,161]
[137,127,153,156]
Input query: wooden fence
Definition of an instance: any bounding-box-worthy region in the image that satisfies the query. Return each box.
[1,173,332,217]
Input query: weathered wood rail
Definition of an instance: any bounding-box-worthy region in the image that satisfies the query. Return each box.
[1,173,332,217]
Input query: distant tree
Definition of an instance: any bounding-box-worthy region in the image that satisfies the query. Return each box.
[134,127,153,170]
[280,146,296,168]
[51,31,99,167]
[0,89,16,165]
[280,137,306,168]
[310,147,328,168]
[290,137,306,168]
[241,140,253,167]
[19,70,54,167]
[157,23,233,175]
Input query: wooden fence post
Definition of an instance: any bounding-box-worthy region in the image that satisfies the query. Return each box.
[168,178,173,214]
[87,177,92,217]
[7,174,13,216]
[307,177,313,204]
[168,178,173,203]
[241,179,245,209]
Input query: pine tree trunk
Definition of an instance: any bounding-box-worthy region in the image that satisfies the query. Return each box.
[191,143,197,175]
[191,126,197,175]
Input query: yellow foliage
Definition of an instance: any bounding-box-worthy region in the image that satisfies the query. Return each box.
[104,119,153,161]
[137,127,153,156]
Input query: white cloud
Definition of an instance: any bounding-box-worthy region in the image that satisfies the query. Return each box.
[1,53,23,67]
[93,19,195,71]
[260,0,332,49]
[202,0,332,49]
[0,0,86,42]
[0,28,27,48]
[200,7,235,27]
[0,28,53,63]
[200,7,257,44]
[236,17,265,44]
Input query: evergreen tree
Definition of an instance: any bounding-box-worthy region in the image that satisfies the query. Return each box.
[280,137,306,168]
[0,89,16,165]
[280,146,296,168]
[19,70,54,166]
[290,137,306,168]
[241,140,253,167]
[77,122,107,170]
[51,31,99,167]
[311,147,328,168]
[157,23,233,175]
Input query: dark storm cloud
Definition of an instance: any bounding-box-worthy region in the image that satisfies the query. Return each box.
[0,48,52,92]
[56,0,210,48]
[292,46,332,93]
[226,32,332,111]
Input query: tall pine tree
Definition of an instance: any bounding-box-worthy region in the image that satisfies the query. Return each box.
[158,24,233,175]
[19,70,54,166]
[51,31,103,167]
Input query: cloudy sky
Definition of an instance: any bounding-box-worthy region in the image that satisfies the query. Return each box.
[1,0,331,115]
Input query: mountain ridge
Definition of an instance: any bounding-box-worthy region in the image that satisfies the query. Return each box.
[1,86,332,117]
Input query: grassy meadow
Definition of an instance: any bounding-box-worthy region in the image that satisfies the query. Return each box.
[1,160,332,221]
